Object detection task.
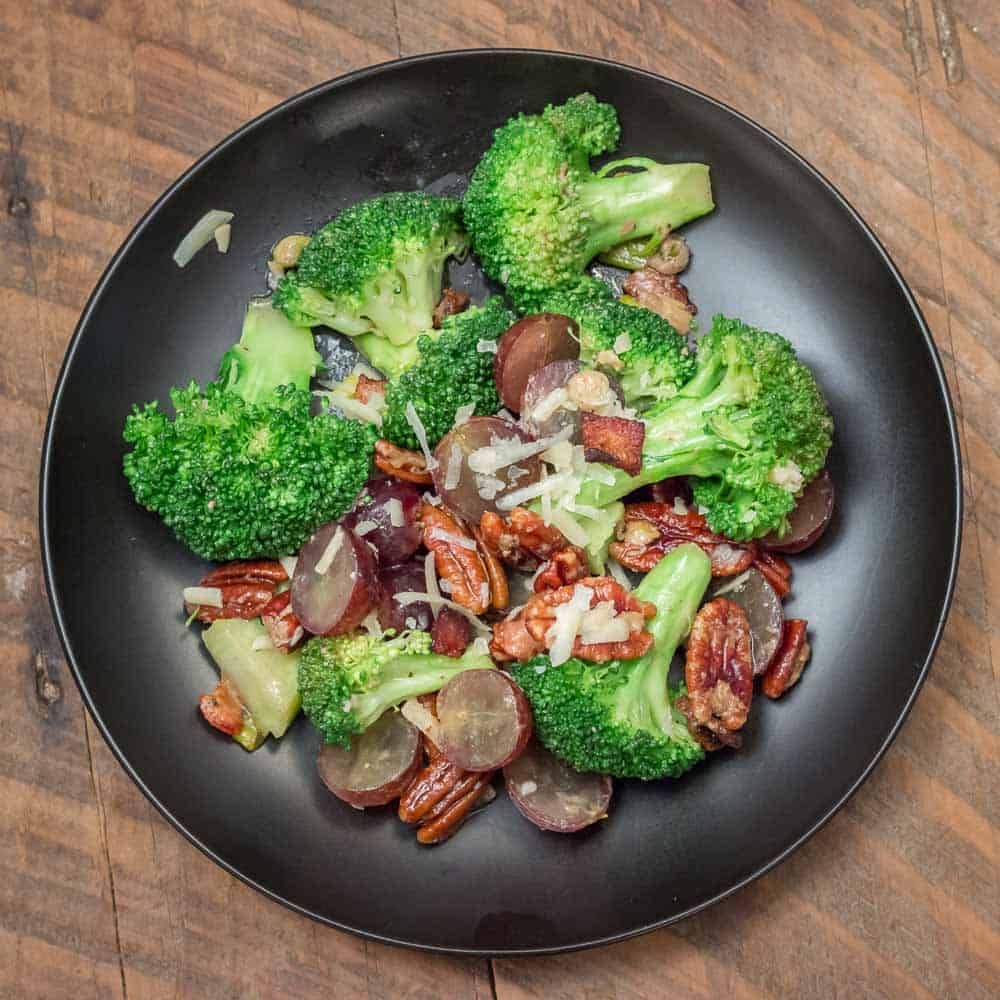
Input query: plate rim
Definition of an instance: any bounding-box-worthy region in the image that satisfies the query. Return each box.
[38,47,964,957]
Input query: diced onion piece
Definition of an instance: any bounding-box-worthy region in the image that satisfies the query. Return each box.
[353,520,378,536]
[544,584,594,666]
[476,339,498,354]
[424,551,441,619]
[385,497,404,527]
[401,698,442,743]
[183,586,224,608]
[454,403,476,426]
[314,526,345,576]
[444,443,463,490]
[173,210,234,267]
[405,402,438,470]
[278,555,297,578]
[394,591,492,636]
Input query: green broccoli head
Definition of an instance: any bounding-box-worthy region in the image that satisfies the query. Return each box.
[575,315,834,541]
[123,382,376,561]
[511,543,711,779]
[381,296,515,451]
[298,630,493,747]
[463,93,714,308]
[538,277,697,409]
[272,192,468,376]
[216,299,321,405]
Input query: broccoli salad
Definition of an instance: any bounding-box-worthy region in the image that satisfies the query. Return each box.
[124,94,834,842]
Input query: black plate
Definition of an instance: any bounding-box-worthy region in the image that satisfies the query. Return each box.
[40,50,961,955]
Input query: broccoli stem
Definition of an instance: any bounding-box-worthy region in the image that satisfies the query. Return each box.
[578,160,714,263]
[611,543,712,737]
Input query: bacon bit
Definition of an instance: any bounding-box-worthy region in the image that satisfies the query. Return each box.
[581,412,645,476]
[489,610,544,663]
[374,439,434,484]
[523,577,655,663]
[420,504,491,615]
[260,590,304,652]
[533,545,589,591]
[199,678,244,736]
[353,374,387,404]
[761,619,810,698]
[678,598,754,750]
[431,607,472,657]
[754,549,792,599]
[185,560,287,622]
[432,288,471,328]
[611,503,757,578]
[623,268,696,334]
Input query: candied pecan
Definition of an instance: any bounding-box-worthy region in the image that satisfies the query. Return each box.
[681,598,754,749]
[524,577,656,662]
[623,268,696,333]
[761,619,810,699]
[478,507,569,571]
[353,374,386,404]
[399,750,464,824]
[260,590,304,652]
[432,288,471,328]
[610,502,757,578]
[489,611,545,663]
[421,504,490,615]
[417,772,494,844]
[754,550,792,599]
[374,439,434,484]
[472,525,509,610]
[431,607,471,657]
[534,545,589,592]
[185,560,288,622]
[581,412,645,476]
[199,678,244,736]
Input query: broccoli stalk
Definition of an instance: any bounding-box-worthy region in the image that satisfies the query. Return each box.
[298,630,493,747]
[463,93,714,309]
[573,314,834,541]
[512,543,711,779]
[272,192,469,378]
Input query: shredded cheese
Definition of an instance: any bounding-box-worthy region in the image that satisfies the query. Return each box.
[251,635,274,652]
[213,223,232,253]
[453,403,476,426]
[314,526,344,576]
[353,520,377,536]
[607,559,633,590]
[507,464,529,484]
[405,402,438,470]
[472,636,491,656]
[427,527,477,551]
[444,443,463,490]
[183,586,223,608]
[546,506,590,547]
[530,387,569,423]
[401,698,441,743]
[541,439,574,470]
[278,555,297,579]
[423,551,441,618]
[496,470,573,511]
[476,339,498,354]
[319,389,384,426]
[545,584,594,665]
[475,473,506,500]
[712,570,751,597]
[673,496,689,515]
[385,497,404,527]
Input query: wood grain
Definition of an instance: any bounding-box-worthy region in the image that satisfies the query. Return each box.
[1,1,997,997]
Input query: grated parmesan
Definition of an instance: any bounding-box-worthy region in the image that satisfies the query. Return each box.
[453,403,476,426]
[401,698,441,743]
[475,473,506,500]
[314,526,344,575]
[353,520,377,536]
[673,496,689,515]
[545,584,594,666]
[183,586,223,608]
[712,570,751,597]
[423,551,441,618]
[496,470,573,510]
[476,339,498,354]
[405,402,438,470]
[427,527,477,550]
[278,555,297,579]
[444,443,463,491]
[607,559,633,590]
[318,388,384,426]
[385,497,404,527]
[252,635,273,652]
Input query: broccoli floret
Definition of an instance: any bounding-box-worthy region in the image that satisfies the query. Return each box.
[272,192,468,378]
[123,382,375,561]
[217,299,321,405]
[539,277,696,409]
[463,93,714,308]
[298,630,493,747]
[381,297,515,451]
[573,315,834,541]
[511,543,711,779]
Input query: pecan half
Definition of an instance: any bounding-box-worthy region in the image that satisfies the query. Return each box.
[374,439,433,484]
[199,678,244,735]
[623,268,696,333]
[523,577,656,663]
[185,560,288,622]
[479,507,570,571]
[489,610,544,663]
[353,374,386,404]
[679,598,754,750]
[581,413,645,476]
[754,550,792,599]
[610,503,756,578]
[432,288,471,328]
[421,504,491,614]
[260,590,304,652]
[472,525,509,610]
[534,545,589,591]
[761,619,810,699]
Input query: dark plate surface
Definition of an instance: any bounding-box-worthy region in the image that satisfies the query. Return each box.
[40,50,961,955]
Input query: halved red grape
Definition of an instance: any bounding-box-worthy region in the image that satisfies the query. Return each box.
[494,314,580,412]
[432,416,543,523]
[292,522,378,635]
[345,478,422,567]
[709,567,784,676]
[505,741,613,833]
[317,710,421,808]
[435,669,533,771]
[376,559,432,634]
[763,469,835,554]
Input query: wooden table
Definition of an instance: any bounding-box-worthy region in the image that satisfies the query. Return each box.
[2,1,997,996]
